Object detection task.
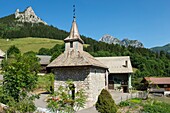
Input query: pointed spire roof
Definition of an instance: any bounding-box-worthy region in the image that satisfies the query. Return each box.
[64,19,84,44]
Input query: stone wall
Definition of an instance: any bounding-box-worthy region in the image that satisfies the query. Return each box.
[88,67,106,107]
[53,66,106,108]
[53,67,90,108]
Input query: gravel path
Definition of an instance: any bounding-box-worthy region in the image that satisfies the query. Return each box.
[34,93,49,108]
[76,107,98,113]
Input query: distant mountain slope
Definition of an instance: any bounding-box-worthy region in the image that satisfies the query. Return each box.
[151,43,170,54]
[99,34,144,48]
[0,37,63,53]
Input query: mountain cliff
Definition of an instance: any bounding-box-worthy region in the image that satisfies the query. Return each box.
[99,34,144,48]
[15,6,47,25]
[151,43,170,54]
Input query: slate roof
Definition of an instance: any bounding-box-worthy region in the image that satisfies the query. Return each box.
[64,20,84,44]
[95,56,133,73]
[47,50,107,69]
[142,77,170,84]
[36,55,51,65]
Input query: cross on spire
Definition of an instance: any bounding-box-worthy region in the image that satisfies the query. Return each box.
[73,4,76,20]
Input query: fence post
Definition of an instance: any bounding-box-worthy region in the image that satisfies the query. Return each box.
[121,96,122,102]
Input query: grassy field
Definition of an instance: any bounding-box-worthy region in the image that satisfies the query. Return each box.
[0,37,64,53]
[119,98,170,113]
[153,96,170,104]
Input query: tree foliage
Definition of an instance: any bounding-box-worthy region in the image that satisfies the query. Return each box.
[96,89,117,113]
[7,45,21,57]
[0,48,40,112]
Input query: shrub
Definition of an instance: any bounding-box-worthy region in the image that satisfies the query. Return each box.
[142,100,170,113]
[96,89,117,113]
[119,101,130,107]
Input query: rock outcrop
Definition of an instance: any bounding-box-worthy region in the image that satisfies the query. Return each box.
[15,6,47,25]
[99,34,144,48]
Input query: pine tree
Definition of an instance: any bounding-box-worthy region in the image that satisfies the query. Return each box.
[96,89,117,113]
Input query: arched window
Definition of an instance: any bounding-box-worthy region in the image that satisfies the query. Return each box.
[70,42,73,48]
[69,83,75,100]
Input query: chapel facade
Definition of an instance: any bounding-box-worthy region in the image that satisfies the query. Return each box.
[47,18,108,108]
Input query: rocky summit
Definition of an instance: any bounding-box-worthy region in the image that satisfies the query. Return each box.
[99,34,144,48]
[15,6,47,25]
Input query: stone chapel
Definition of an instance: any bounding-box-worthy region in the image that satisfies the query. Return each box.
[47,18,108,108]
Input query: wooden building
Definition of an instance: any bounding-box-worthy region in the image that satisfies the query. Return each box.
[141,77,170,95]
[36,55,51,74]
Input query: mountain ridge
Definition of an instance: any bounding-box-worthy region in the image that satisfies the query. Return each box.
[151,43,170,54]
[99,34,144,48]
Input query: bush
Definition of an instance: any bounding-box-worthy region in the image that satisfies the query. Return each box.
[142,100,170,113]
[96,89,117,113]
[119,101,130,107]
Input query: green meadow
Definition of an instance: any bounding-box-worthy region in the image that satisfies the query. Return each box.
[0,37,64,53]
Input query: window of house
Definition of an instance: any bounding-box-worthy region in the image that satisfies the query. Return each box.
[164,85,168,88]
[70,42,73,48]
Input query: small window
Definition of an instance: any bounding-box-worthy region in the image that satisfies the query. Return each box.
[125,61,128,67]
[70,42,73,48]
[164,85,168,88]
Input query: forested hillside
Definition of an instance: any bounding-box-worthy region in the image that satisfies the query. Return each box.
[151,43,170,54]
[0,14,170,89]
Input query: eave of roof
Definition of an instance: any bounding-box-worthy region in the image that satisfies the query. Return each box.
[47,50,107,69]
[143,77,170,84]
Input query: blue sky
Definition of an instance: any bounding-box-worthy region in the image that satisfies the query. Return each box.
[0,0,170,48]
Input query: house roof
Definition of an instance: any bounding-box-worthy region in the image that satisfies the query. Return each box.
[64,19,84,44]
[95,56,133,73]
[142,77,170,84]
[0,49,5,57]
[47,50,107,69]
[36,55,51,65]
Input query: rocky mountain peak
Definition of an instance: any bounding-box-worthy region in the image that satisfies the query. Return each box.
[99,34,120,44]
[99,34,144,48]
[15,6,47,25]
